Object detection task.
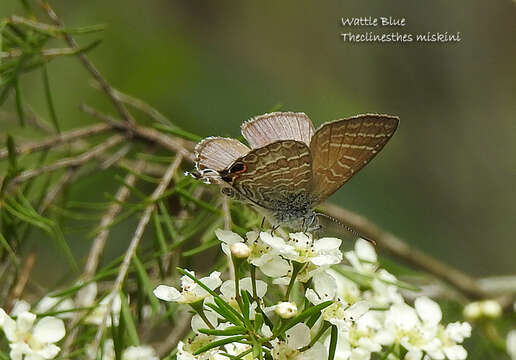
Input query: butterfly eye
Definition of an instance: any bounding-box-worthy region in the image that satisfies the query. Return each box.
[229,162,246,174]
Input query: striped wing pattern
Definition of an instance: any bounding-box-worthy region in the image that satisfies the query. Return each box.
[195,137,250,172]
[241,112,315,148]
[310,114,399,203]
[230,140,314,209]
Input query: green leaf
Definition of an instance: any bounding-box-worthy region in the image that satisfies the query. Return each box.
[41,64,59,132]
[6,134,18,173]
[328,325,338,360]
[132,256,160,313]
[198,326,247,336]
[333,266,420,292]
[193,335,246,355]
[120,291,139,346]
[0,232,18,268]
[152,212,168,255]
[153,123,202,142]
[13,75,25,127]
[177,268,244,324]
[182,240,219,257]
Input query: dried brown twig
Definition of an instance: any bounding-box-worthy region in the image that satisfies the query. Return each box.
[0,123,113,161]
[320,202,490,300]
[91,155,184,357]
[80,104,195,160]
[7,135,125,186]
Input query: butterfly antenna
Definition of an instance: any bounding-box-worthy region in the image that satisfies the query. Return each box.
[316,212,377,246]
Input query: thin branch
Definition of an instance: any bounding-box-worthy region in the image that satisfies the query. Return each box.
[38,168,76,213]
[7,253,36,309]
[89,80,172,125]
[39,0,135,125]
[0,123,113,160]
[155,311,193,357]
[84,161,145,278]
[7,135,125,185]
[320,202,489,299]
[222,197,231,230]
[80,104,194,160]
[91,155,183,357]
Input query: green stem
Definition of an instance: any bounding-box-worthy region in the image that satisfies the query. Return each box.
[285,262,303,301]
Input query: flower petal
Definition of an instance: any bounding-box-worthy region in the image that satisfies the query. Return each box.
[153,285,182,302]
[313,237,341,252]
[215,229,243,245]
[285,323,310,349]
[355,239,377,262]
[415,296,442,325]
[33,316,66,343]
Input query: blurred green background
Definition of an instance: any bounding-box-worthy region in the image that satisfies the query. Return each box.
[1,0,515,278]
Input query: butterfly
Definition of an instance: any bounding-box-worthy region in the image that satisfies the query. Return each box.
[194,112,398,231]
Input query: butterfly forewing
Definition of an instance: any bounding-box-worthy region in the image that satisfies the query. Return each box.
[310,114,399,203]
[241,112,315,148]
[228,140,314,209]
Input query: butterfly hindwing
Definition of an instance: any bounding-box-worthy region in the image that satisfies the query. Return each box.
[310,114,399,203]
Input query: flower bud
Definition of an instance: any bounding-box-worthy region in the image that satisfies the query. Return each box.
[274,302,298,319]
[463,300,502,320]
[481,300,502,318]
[463,302,482,320]
[230,242,251,259]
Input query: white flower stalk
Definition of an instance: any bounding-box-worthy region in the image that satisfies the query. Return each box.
[215,229,290,278]
[507,330,516,360]
[154,270,222,304]
[86,339,115,360]
[0,307,65,360]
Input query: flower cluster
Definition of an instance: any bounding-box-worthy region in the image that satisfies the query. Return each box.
[0,283,159,360]
[154,230,472,360]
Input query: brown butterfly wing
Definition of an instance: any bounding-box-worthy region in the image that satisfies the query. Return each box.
[241,112,315,148]
[226,140,314,209]
[310,114,399,203]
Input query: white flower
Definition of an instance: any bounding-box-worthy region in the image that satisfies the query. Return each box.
[154,270,222,304]
[305,271,337,305]
[85,292,122,327]
[217,277,267,319]
[0,307,65,360]
[507,330,516,360]
[177,334,224,360]
[445,322,472,343]
[322,300,370,331]
[35,296,75,319]
[271,323,327,360]
[122,345,159,360]
[261,232,342,267]
[215,230,290,278]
